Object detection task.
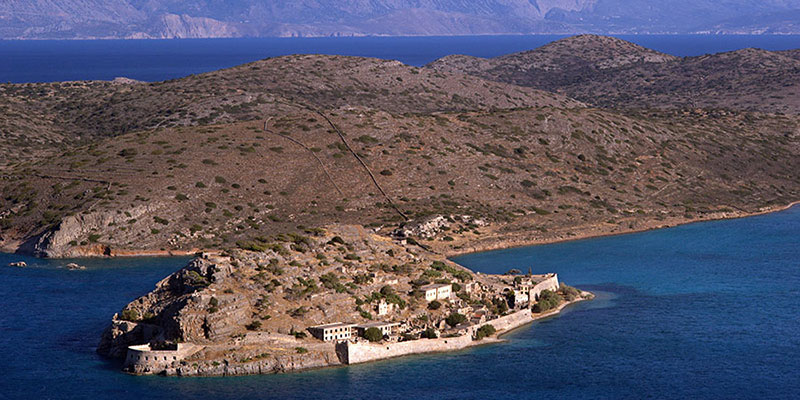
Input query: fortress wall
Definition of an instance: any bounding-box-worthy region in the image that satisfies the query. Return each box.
[344,309,535,364]
[123,344,202,374]
[531,274,559,300]
[343,335,473,364]
[482,308,532,332]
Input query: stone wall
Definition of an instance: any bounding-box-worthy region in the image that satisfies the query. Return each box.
[342,308,536,365]
[479,308,532,333]
[530,274,559,301]
[341,335,473,364]
[123,343,202,375]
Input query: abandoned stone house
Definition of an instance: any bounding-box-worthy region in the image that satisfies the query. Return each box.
[375,299,397,316]
[308,323,357,342]
[421,283,452,302]
[464,281,483,294]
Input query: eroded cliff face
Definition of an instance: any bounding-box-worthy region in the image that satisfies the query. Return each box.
[15,203,184,258]
[98,256,237,357]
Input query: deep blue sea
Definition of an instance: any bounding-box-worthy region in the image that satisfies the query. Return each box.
[1,206,798,399]
[1,35,799,83]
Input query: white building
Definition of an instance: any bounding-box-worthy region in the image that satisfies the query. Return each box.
[308,323,356,342]
[375,299,397,316]
[513,290,530,306]
[421,283,452,302]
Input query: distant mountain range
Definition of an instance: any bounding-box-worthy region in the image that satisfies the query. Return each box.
[2,0,800,39]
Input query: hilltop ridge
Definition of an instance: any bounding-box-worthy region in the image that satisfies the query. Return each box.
[428,35,800,113]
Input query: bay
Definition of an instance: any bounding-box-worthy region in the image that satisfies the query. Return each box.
[1,206,797,399]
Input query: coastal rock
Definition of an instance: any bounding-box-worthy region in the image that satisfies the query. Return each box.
[65,263,86,270]
[7,261,27,267]
[18,204,165,258]
[97,319,161,358]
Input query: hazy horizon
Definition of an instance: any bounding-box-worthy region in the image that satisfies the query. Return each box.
[2,0,800,40]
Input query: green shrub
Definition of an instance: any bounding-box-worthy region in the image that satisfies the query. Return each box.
[428,300,442,310]
[120,308,140,321]
[421,328,438,339]
[560,283,581,301]
[379,286,395,296]
[446,313,467,327]
[118,148,137,157]
[328,236,345,245]
[363,327,383,342]
[532,290,564,313]
[295,347,308,354]
[474,324,496,340]
[245,320,262,330]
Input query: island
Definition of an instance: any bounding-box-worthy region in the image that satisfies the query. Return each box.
[99,224,592,376]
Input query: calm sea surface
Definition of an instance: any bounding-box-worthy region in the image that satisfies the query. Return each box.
[1,35,799,83]
[1,206,798,399]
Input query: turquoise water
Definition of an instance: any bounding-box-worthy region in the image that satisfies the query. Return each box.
[1,206,798,399]
[2,35,799,83]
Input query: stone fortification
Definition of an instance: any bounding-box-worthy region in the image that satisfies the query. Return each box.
[480,308,532,333]
[123,343,203,374]
[343,308,535,364]
[341,335,474,364]
[531,274,559,300]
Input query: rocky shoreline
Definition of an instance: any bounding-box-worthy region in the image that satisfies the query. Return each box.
[8,200,793,260]
[439,201,800,258]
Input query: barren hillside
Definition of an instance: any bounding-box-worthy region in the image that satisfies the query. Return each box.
[0,54,577,166]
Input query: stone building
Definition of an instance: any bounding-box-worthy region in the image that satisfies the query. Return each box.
[123,343,203,375]
[375,299,396,316]
[421,283,452,302]
[308,323,357,342]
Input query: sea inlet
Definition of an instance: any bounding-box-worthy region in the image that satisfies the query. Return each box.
[1,205,798,399]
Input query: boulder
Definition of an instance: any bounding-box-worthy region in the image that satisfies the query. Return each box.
[7,261,27,267]
[65,263,86,270]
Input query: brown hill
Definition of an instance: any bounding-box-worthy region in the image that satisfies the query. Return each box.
[427,35,800,114]
[2,104,797,258]
[1,46,798,258]
[0,54,578,167]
